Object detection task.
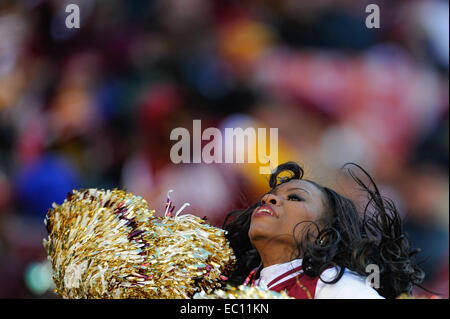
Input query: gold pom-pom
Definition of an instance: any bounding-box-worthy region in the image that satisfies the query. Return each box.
[193,285,293,299]
[43,188,235,298]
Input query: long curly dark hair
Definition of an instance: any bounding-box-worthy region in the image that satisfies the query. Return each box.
[223,161,427,299]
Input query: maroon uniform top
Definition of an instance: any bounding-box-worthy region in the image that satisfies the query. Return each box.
[268,264,319,299]
[243,260,384,299]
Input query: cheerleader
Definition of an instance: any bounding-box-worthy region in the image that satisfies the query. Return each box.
[223,162,426,299]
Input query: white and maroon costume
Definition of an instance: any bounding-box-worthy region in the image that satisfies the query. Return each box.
[249,259,384,299]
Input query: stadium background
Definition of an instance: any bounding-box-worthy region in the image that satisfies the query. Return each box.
[0,0,448,298]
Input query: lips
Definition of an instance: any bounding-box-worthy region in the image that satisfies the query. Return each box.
[253,204,278,218]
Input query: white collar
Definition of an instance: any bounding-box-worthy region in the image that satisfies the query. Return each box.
[257,259,303,289]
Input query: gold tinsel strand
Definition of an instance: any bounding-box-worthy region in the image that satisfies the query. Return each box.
[193,285,293,299]
[43,189,236,298]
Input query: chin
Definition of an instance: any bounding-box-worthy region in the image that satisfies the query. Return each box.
[248,221,274,242]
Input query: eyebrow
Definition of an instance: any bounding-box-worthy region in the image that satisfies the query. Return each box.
[275,187,311,197]
[288,187,311,195]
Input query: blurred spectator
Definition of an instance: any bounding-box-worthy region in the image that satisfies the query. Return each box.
[14,154,81,219]
[401,162,449,298]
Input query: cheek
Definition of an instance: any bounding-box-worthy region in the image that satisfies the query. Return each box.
[283,204,317,232]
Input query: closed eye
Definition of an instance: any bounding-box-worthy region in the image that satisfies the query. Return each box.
[287,194,303,201]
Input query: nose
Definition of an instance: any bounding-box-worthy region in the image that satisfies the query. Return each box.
[261,193,280,206]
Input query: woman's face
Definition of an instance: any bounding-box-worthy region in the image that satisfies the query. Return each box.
[249,179,326,248]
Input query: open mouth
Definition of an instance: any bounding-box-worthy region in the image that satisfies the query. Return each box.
[253,205,277,218]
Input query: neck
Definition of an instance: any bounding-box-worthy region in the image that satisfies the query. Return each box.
[253,240,297,268]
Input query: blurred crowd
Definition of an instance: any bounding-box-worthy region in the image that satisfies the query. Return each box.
[0,0,448,298]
